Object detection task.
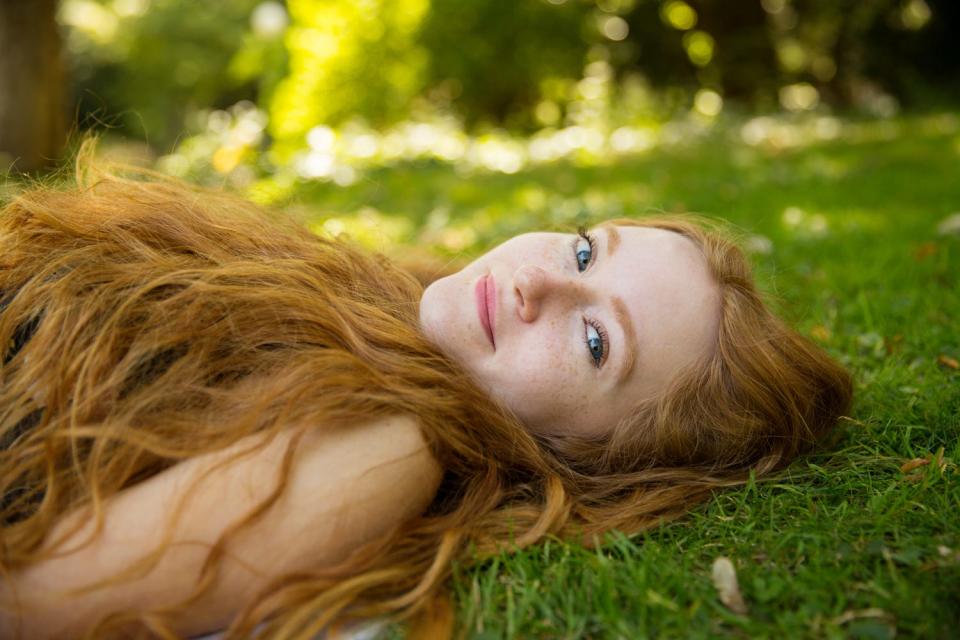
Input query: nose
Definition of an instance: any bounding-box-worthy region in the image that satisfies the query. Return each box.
[513,264,577,322]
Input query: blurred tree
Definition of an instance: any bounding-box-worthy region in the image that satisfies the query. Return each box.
[268,0,429,158]
[862,0,960,106]
[418,0,591,128]
[63,0,277,149]
[56,0,960,165]
[785,0,895,106]
[0,0,65,172]
[693,1,778,103]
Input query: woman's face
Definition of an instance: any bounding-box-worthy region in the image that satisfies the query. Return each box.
[419,223,721,438]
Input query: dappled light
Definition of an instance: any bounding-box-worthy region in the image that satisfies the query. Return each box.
[146,108,958,257]
[19,0,953,186]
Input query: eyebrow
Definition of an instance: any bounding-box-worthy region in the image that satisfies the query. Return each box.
[599,222,621,257]
[594,225,636,386]
[611,295,638,387]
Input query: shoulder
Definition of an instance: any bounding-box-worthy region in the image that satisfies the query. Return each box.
[294,413,438,474]
[247,414,443,576]
[318,414,438,466]
[0,415,444,638]
[197,414,442,547]
[208,413,441,505]
[297,413,442,513]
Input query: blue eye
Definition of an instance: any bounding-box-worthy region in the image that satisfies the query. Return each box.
[584,320,607,368]
[574,227,596,273]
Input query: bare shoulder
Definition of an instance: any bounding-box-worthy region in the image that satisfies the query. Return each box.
[286,414,444,546]
[295,413,442,509]
[307,413,440,472]
[214,412,445,575]
[0,414,444,639]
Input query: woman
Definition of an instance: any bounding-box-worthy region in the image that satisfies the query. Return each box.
[0,152,852,639]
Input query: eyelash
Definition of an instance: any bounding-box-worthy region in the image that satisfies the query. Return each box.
[584,318,609,369]
[574,226,598,273]
[572,226,609,369]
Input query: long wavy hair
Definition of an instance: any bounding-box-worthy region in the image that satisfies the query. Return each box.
[0,147,852,638]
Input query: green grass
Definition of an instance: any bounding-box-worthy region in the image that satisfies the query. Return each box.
[293,113,959,639]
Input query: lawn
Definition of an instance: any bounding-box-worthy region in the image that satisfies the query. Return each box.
[290,113,960,639]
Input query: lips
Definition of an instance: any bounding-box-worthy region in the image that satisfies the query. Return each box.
[475,274,496,350]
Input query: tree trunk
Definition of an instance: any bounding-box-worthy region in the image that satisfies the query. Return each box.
[0,0,65,173]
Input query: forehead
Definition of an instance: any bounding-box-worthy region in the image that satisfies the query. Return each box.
[607,224,720,397]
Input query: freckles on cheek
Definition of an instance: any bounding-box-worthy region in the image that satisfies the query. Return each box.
[539,358,591,415]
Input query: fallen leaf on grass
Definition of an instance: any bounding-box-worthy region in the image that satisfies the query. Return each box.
[928,447,949,474]
[711,556,748,615]
[899,458,929,473]
[937,354,959,369]
[900,447,950,481]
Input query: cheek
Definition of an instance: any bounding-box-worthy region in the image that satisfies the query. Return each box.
[505,330,569,387]
[486,341,588,425]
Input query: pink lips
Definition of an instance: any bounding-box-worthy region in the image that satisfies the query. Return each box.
[475,274,496,350]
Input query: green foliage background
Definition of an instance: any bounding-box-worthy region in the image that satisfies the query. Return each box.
[63,0,960,149]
